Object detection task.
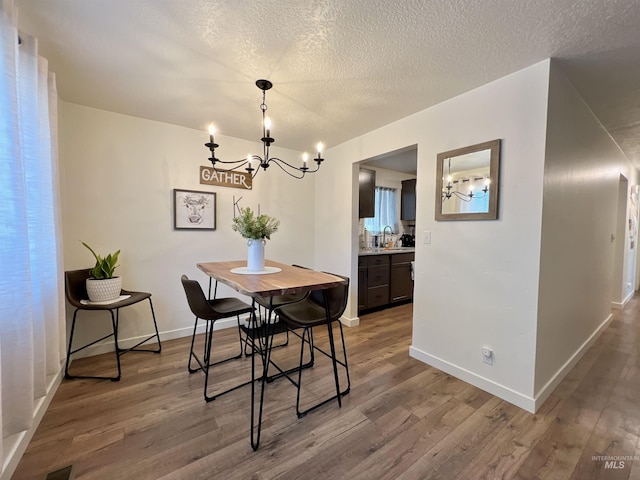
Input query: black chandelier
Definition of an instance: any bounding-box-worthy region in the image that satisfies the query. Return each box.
[204,79,324,179]
[441,157,490,202]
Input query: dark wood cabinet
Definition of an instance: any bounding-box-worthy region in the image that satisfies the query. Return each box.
[401,178,416,221]
[358,252,413,313]
[358,258,367,310]
[359,168,376,218]
[390,253,414,303]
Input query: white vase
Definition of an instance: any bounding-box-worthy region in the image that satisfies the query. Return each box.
[247,238,266,272]
[86,277,123,302]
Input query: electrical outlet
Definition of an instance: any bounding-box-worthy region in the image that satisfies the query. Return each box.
[482,347,493,365]
[424,231,431,244]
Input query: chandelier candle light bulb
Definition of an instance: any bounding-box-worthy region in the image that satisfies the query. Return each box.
[264,117,271,137]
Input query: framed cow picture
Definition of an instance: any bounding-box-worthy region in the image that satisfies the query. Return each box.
[173,189,216,230]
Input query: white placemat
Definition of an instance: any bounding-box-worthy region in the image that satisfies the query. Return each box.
[230,266,282,275]
[80,294,131,305]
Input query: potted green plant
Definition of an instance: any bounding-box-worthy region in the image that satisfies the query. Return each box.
[231,207,280,272]
[82,241,122,302]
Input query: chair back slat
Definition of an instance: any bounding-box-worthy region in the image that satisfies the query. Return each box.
[181,274,218,320]
[308,274,349,322]
[65,268,92,306]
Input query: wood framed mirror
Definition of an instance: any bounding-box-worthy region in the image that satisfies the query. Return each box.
[435,139,501,221]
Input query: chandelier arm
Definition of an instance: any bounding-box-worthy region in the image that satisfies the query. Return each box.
[210,159,252,172]
[452,191,473,202]
[250,163,262,179]
[270,156,318,173]
[303,161,321,173]
[226,162,252,172]
[269,159,307,179]
[212,158,249,167]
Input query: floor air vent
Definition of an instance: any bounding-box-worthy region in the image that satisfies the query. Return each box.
[45,464,76,480]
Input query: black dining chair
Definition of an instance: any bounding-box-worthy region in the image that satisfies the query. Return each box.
[274,273,351,417]
[181,274,254,402]
[64,268,162,381]
[249,264,312,355]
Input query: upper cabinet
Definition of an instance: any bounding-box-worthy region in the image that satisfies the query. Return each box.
[401,178,416,221]
[359,168,376,218]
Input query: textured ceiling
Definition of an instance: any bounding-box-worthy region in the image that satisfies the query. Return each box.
[15,0,640,167]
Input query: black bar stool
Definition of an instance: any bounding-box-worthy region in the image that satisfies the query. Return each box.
[274,273,350,417]
[64,268,162,381]
[181,274,254,402]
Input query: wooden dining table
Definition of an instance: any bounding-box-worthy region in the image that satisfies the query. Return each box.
[196,259,347,450]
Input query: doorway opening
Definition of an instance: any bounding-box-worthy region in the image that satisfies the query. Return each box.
[355,145,417,321]
[611,174,631,308]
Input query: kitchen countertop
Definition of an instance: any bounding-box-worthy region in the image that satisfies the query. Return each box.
[359,247,415,256]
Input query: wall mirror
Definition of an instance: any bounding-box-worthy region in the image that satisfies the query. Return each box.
[435,139,501,221]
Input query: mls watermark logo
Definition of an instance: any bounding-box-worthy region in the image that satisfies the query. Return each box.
[605,460,625,469]
[592,455,639,469]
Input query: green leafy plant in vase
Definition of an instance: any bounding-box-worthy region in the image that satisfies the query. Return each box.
[82,241,123,302]
[231,207,279,271]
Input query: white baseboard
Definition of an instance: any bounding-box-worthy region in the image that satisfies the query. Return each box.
[532,312,613,411]
[409,311,614,415]
[340,315,360,327]
[408,346,536,413]
[1,366,63,480]
[611,291,634,309]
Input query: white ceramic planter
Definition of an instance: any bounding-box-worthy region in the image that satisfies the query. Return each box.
[86,277,122,302]
[247,238,266,272]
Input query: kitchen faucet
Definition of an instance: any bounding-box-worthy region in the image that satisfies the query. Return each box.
[382,225,393,248]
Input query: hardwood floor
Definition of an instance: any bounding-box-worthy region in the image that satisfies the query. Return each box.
[13,299,640,479]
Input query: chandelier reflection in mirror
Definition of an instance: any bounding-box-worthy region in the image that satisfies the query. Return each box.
[204,79,324,179]
[441,157,490,202]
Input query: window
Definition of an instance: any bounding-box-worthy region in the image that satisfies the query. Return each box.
[364,186,399,234]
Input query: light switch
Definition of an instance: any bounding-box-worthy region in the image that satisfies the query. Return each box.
[424,231,431,244]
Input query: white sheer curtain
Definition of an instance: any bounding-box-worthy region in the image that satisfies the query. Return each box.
[0,0,64,474]
[364,186,399,234]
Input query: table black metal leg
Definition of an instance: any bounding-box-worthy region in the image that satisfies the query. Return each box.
[324,289,342,407]
[250,296,277,451]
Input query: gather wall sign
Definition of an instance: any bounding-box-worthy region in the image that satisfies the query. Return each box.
[200,165,252,190]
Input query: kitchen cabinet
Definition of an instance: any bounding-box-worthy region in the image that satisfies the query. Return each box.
[358,251,414,313]
[390,253,414,303]
[358,258,367,310]
[401,178,416,221]
[359,168,376,218]
[366,255,390,308]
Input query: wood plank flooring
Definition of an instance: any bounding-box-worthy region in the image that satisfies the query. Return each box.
[12,299,640,479]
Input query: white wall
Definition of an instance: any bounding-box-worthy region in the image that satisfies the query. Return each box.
[317,60,551,410]
[367,165,416,190]
[533,63,638,400]
[60,103,315,352]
